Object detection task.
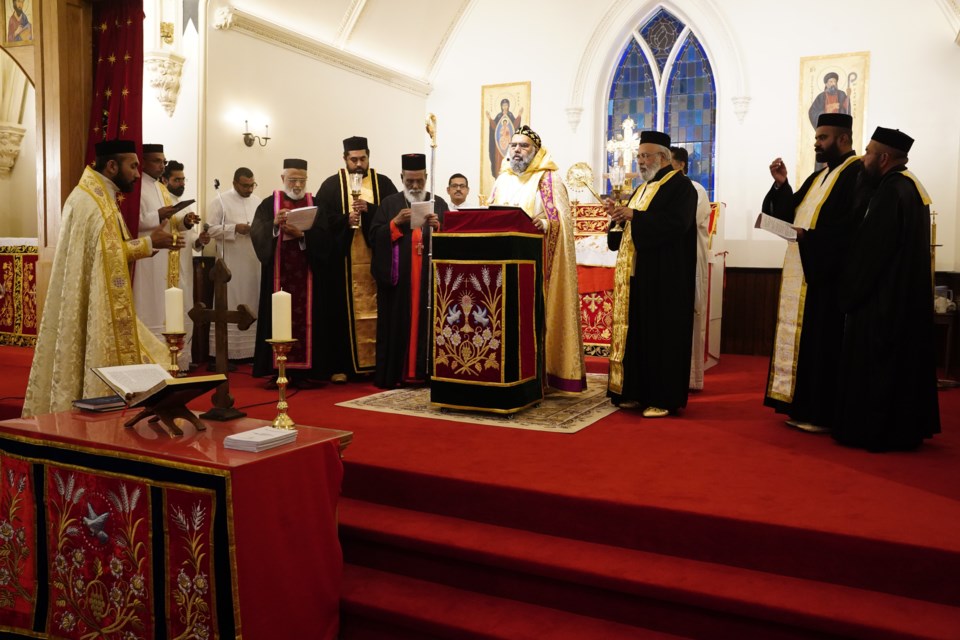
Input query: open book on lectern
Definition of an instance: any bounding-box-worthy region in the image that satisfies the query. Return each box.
[91,364,225,408]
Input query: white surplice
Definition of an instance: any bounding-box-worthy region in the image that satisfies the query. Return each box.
[689,180,710,390]
[206,188,261,359]
[133,173,197,364]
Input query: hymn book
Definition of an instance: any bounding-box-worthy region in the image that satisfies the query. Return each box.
[754,213,798,241]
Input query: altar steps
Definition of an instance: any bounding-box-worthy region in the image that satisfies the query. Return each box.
[337,492,960,639]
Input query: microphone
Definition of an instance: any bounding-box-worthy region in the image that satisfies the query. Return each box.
[214,178,221,190]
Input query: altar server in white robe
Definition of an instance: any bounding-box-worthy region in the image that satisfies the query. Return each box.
[205,167,261,359]
[133,146,199,365]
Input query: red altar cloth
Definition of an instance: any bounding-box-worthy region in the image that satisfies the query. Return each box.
[0,412,350,640]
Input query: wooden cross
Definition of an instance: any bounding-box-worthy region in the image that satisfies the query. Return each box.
[188,259,256,421]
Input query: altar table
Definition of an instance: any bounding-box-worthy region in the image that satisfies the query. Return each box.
[0,411,351,640]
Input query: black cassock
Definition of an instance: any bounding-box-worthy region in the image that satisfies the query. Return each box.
[608,166,697,411]
[249,193,326,380]
[369,192,448,389]
[762,151,864,426]
[833,168,940,451]
[313,169,397,377]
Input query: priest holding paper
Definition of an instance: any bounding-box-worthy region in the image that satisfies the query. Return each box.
[251,158,323,387]
[23,140,175,416]
[369,153,448,389]
[761,113,864,433]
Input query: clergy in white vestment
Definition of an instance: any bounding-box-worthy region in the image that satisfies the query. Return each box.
[671,147,711,390]
[22,140,180,416]
[132,146,199,365]
[205,167,261,359]
[490,126,586,393]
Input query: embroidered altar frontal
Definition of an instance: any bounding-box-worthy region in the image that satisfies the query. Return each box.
[431,232,544,413]
[0,244,38,347]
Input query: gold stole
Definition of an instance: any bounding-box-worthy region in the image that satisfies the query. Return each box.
[339,168,380,371]
[78,167,143,364]
[160,184,181,288]
[767,155,860,401]
[608,170,681,394]
[899,170,932,205]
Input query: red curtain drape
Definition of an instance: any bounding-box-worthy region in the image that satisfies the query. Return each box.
[84,1,145,237]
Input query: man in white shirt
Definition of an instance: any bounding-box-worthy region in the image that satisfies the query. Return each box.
[446,173,470,210]
[205,167,261,360]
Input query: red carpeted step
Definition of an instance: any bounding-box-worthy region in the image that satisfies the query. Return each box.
[340,497,960,640]
[341,564,685,640]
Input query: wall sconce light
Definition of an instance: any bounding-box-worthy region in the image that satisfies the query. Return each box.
[243,120,270,147]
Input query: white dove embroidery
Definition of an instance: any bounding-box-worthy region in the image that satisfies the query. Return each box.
[83,503,110,544]
[472,307,489,326]
[446,304,461,325]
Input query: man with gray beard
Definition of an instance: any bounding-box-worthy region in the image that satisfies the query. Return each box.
[369,153,449,388]
[250,158,324,387]
[606,130,698,417]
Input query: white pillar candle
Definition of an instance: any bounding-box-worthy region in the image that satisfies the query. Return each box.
[165,287,184,333]
[272,290,292,340]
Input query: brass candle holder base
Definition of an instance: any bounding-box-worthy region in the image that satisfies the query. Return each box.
[161,331,187,378]
[266,338,298,430]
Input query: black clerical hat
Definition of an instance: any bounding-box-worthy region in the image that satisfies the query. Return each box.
[95,139,136,156]
[401,154,426,171]
[823,72,840,84]
[816,113,852,129]
[142,143,164,154]
[639,130,671,147]
[871,127,914,153]
[343,136,368,153]
[515,125,541,148]
[283,158,308,170]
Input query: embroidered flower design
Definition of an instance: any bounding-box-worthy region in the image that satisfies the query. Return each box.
[72,547,85,567]
[54,554,68,573]
[193,572,209,595]
[110,555,124,578]
[110,586,123,606]
[177,569,191,593]
[129,573,146,596]
[0,521,13,541]
[59,611,77,631]
[0,567,11,586]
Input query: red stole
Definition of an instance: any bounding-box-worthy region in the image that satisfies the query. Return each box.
[273,191,314,369]
[405,228,424,381]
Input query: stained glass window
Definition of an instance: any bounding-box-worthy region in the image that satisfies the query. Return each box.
[665,34,717,198]
[606,7,717,199]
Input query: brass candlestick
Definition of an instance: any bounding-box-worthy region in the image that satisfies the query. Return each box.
[609,184,625,234]
[266,338,298,430]
[161,331,187,377]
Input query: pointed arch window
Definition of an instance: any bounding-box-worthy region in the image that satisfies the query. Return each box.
[606,7,716,198]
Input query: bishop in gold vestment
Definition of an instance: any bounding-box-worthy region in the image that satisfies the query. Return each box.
[23,141,169,416]
[491,126,586,392]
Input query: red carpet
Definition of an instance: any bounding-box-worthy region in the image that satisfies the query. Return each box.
[3,347,960,638]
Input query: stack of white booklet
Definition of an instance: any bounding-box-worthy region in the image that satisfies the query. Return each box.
[223,426,298,452]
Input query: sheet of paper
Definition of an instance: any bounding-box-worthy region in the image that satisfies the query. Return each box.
[285,206,317,231]
[754,213,798,241]
[410,201,433,229]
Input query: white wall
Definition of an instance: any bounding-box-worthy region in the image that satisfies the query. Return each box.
[0,86,37,237]
[202,6,428,213]
[424,0,960,269]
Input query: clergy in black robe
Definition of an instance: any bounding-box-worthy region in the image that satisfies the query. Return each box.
[606,131,697,417]
[762,113,864,431]
[313,136,398,381]
[833,127,940,451]
[369,153,448,389]
[250,159,325,385]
